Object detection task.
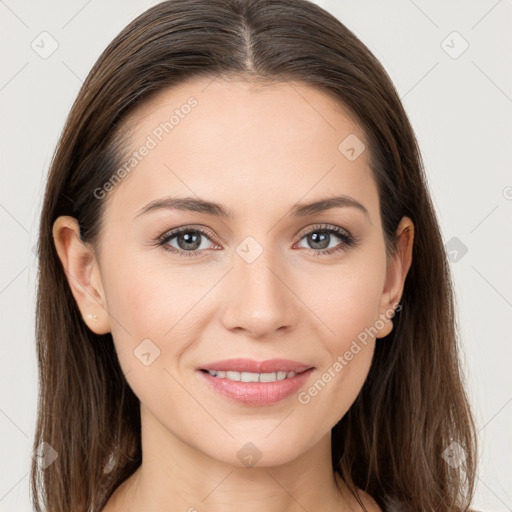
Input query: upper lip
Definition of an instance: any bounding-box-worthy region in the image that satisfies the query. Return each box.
[199,358,314,374]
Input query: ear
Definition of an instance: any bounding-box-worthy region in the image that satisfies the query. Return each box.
[52,215,111,335]
[375,216,414,339]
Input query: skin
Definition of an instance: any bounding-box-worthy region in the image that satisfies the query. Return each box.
[53,76,414,512]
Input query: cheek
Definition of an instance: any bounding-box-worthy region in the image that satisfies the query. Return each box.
[104,256,198,338]
[297,248,386,346]
[102,262,192,411]
[103,256,215,378]
[100,256,168,369]
[298,307,378,433]
[294,254,385,423]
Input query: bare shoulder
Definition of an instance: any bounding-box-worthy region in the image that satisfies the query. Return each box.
[335,475,382,512]
[99,478,130,512]
[99,493,117,512]
[357,489,382,512]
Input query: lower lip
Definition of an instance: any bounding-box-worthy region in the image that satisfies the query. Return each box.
[197,369,315,406]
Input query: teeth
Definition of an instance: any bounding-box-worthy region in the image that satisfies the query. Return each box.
[206,370,299,382]
[259,372,277,382]
[241,371,259,382]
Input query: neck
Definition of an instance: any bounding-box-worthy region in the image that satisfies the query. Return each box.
[105,406,359,512]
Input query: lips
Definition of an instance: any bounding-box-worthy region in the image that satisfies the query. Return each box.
[198,368,315,405]
[198,358,313,374]
[196,358,315,406]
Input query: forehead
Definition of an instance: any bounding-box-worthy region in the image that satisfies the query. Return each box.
[125,76,364,145]
[105,76,379,224]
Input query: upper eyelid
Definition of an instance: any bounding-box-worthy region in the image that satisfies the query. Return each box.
[295,223,351,239]
[160,224,219,244]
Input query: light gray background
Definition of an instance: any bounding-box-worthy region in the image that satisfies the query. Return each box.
[1,0,511,510]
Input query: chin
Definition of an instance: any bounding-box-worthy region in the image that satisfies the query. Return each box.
[193,427,319,469]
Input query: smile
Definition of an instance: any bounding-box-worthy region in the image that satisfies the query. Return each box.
[196,368,315,407]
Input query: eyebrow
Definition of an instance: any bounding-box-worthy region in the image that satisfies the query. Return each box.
[134,194,370,221]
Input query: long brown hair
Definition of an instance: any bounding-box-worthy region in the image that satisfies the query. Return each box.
[32,0,478,510]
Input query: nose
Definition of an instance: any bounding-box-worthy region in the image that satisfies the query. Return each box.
[219,243,299,339]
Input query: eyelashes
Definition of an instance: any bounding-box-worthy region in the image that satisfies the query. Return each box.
[156,225,219,258]
[155,223,358,259]
[295,224,357,257]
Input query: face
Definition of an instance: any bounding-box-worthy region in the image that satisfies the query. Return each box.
[55,77,413,469]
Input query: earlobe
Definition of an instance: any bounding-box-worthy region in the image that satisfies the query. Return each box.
[52,215,111,335]
[375,216,414,339]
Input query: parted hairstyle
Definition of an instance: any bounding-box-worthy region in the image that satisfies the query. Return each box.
[31,0,478,510]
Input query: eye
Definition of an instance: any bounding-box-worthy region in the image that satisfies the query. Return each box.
[157,226,219,258]
[156,223,357,258]
[295,224,356,257]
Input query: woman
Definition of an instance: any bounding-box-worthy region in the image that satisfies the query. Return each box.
[32,0,478,511]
